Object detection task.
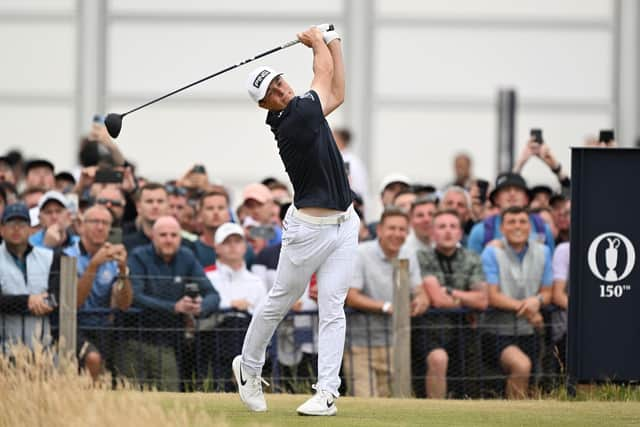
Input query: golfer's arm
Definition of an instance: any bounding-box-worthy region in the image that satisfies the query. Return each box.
[310,39,334,116]
[325,39,345,115]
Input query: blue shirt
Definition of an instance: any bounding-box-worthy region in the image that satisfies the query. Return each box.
[467,214,555,255]
[127,244,219,334]
[64,241,120,326]
[481,244,553,287]
[266,90,352,211]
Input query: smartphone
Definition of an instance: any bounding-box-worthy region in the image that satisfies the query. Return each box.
[191,164,206,174]
[599,129,615,144]
[44,294,58,309]
[249,225,276,241]
[530,129,543,144]
[94,168,123,184]
[184,282,200,299]
[476,179,489,204]
[107,227,122,245]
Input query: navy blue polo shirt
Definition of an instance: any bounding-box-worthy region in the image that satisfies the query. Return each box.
[266,90,352,211]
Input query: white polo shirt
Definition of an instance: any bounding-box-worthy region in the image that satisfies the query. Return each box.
[205,261,267,314]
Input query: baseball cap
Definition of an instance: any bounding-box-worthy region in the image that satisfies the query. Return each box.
[489,172,528,203]
[247,66,283,103]
[379,173,411,193]
[242,183,273,204]
[2,203,30,224]
[37,190,69,211]
[214,222,245,245]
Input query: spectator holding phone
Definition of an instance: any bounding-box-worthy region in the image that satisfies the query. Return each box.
[123,216,219,390]
[513,130,570,192]
[241,183,282,253]
[0,204,60,350]
[63,204,132,380]
[29,191,79,251]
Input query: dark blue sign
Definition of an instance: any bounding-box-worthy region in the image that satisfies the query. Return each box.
[569,148,640,382]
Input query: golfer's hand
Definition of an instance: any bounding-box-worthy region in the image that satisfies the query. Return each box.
[297,27,324,48]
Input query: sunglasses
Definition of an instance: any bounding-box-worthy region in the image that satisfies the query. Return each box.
[96,198,124,207]
[165,185,188,197]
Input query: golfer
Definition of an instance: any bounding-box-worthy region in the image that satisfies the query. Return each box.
[233,25,358,416]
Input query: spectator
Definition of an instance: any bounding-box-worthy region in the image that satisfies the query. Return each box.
[20,187,46,209]
[0,204,59,350]
[481,206,552,399]
[29,191,79,251]
[166,184,196,240]
[403,197,437,256]
[5,150,24,184]
[551,242,569,369]
[123,183,174,252]
[344,207,429,397]
[529,185,553,210]
[393,189,416,213]
[550,196,570,245]
[123,216,219,391]
[417,209,488,398]
[266,180,291,204]
[531,207,557,242]
[451,153,473,189]
[194,190,231,269]
[467,172,555,255]
[513,139,570,194]
[367,174,411,239]
[0,182,18,205]
[0,156,16,185]
[54,171,76,194]
[441,186,474,245]
[241,183,282,251]
[94,186,126,227]
[24,159,55,190]
[200,223,267,390]
[63,204,133,380]
[333,128,369,206]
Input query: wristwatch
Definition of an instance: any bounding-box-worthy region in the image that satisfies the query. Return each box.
[381,301,392,314]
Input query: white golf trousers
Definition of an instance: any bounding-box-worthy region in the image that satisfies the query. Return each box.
[241,204,359,396]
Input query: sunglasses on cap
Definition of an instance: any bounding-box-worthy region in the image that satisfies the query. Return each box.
[96,197,124,207]
[165,185,188,197]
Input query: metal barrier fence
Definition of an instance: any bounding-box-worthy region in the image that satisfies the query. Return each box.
[0,306,567,397]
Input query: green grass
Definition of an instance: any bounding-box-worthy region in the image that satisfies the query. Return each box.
[154,392,640,427]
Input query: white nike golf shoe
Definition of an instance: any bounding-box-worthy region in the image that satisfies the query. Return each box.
[296,385,338,416]
[232,355,268,412]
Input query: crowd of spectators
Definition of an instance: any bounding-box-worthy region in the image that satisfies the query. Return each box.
[0,120,609,397]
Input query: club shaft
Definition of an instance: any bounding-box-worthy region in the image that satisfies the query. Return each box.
[122,39,301,117]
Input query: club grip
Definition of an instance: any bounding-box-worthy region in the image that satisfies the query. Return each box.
[315,23,335,32]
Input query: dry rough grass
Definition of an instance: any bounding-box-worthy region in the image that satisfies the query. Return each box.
[0,343,224,427]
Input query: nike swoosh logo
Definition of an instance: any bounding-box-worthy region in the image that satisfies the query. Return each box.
[239,364,247,386]
[326,400,334,408]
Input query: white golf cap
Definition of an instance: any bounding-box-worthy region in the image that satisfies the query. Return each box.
[37,190,69,211]
[214,222,245,245]
[379,173,411,193]
[247,66,282,103]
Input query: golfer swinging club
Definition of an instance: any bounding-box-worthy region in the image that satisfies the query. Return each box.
[233,25,358,416]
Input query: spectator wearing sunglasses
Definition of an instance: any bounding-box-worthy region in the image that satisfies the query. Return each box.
[94,187,126,226]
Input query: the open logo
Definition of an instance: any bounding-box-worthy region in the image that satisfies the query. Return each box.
[587,232,635,282]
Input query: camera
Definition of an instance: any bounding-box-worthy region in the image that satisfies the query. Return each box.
[44,294,58,309]
[530,128,543,144]
[184,282,200,299]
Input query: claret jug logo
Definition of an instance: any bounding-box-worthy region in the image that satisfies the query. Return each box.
[587,233,635,282]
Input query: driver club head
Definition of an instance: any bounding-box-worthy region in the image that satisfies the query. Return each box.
[104,113,123,139]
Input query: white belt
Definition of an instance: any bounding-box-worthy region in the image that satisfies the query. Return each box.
[291,205,351,225]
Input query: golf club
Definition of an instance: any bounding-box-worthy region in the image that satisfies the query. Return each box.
[104,24,334,139]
